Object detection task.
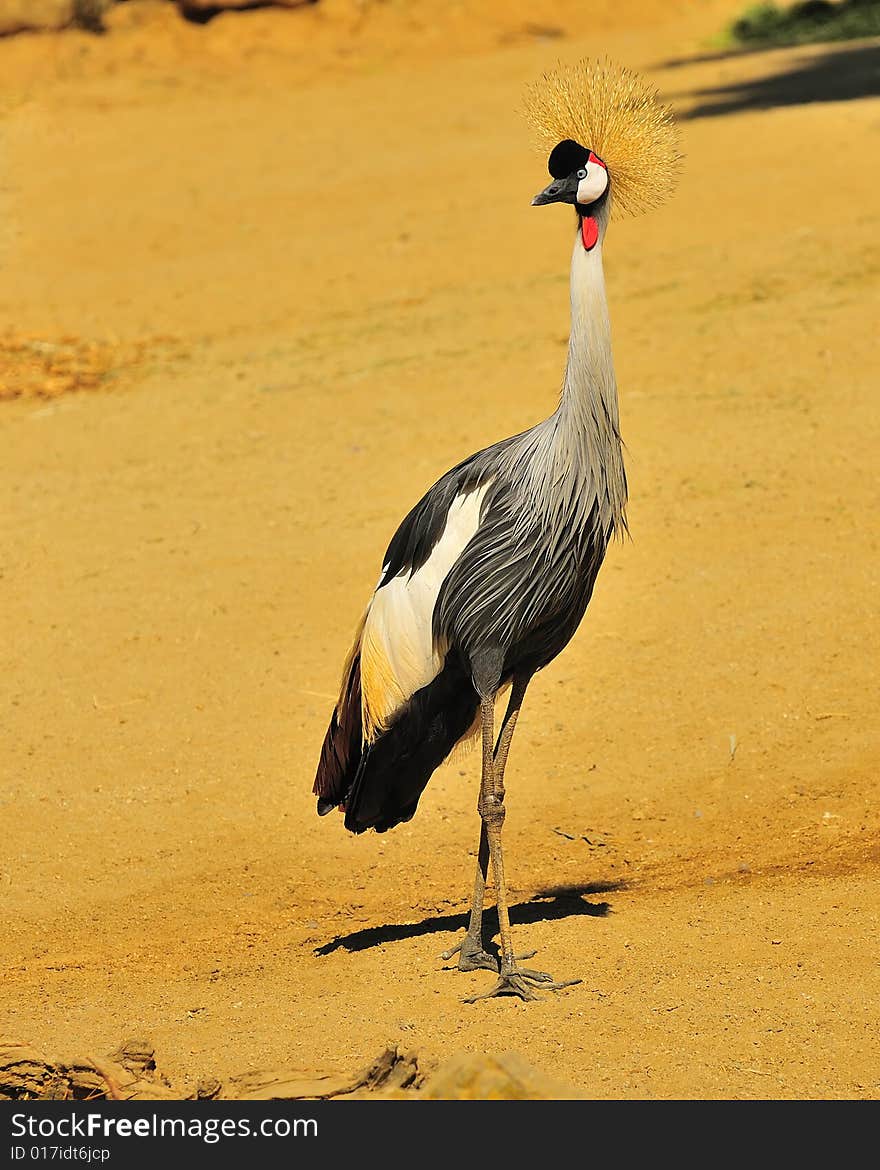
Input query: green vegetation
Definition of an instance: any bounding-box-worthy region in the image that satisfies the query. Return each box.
[728,0,880,47]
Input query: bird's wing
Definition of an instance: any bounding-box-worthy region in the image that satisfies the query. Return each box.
[360,475,494,741]
[314,437,520,812]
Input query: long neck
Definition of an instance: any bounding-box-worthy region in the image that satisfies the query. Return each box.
[556,216,627,534]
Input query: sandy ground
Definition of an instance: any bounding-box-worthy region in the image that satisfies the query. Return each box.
[1,1,878,1100]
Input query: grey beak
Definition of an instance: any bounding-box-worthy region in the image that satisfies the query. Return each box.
[532,173,580,206]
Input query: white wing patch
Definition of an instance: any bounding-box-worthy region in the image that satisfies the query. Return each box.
[360,482,491,741]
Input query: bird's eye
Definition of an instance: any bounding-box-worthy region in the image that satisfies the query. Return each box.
[576,168,587,179]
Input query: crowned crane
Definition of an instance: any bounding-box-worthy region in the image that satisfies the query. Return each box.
[313,61,680,1001]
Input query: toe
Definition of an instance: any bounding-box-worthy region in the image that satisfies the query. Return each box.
[463,968,581,1003]
[443,935,501,973]
[458,951,500,973]
[511,967,555,983]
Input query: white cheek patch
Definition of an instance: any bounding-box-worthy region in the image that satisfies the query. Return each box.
[576,166,609,206]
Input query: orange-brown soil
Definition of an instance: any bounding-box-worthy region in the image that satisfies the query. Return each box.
[1,1,878,1099]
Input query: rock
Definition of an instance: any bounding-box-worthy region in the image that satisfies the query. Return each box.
[178,0,318,12]
[1,1041,577,1102]
[420,1051,583,1100]
[107,1037,160,1079]
[0,0,112,36]
[0,1043,67,1100]
[0,0,316,36]
[71,0,111,32]
[0,1039,177,1101]
[0,1,76,35]
[227,1045,422,1100]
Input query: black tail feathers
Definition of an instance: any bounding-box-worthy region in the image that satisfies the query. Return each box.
[313,653,363,812]
[342,657,479,834]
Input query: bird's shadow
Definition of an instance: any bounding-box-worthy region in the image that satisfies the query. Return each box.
[314,880,625,958]
[670,42,880,119]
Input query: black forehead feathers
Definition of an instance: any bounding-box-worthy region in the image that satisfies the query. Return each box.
[548,139,590,179]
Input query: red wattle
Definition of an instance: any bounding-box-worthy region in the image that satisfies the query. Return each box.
[581,216,599,251]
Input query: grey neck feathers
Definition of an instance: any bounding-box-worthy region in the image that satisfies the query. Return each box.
[497,206,627,546]
[554,208,628,537]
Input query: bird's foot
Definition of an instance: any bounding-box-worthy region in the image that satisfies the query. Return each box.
[463,962,581,1004]
[441,935,536,973]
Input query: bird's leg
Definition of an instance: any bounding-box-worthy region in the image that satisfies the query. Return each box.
[441,678,533,972]
[442,822,495,971]
[463,693,581,1004]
